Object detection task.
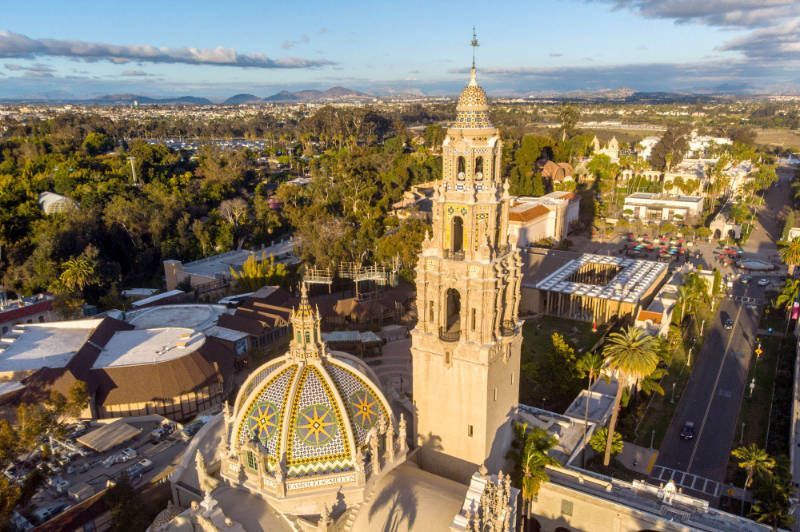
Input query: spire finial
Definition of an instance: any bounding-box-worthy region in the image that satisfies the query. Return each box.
[300,281,309,304]
[470,26,479,70]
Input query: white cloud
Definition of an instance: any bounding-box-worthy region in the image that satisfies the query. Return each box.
[0,30,335,69]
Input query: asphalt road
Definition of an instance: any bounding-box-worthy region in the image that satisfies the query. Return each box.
[655,166,793,489]
[655,282,763,483]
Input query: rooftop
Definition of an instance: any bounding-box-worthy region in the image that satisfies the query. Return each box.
[126,304,230,331]
[534,253,667,303]
[626,192,703,204]
[178,239,297,277]
[91,327,205,369]
[0,320,101,373]
[130,289,184,309]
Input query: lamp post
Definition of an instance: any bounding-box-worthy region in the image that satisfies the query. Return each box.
[671,382,677,403]
[749,377,755,397]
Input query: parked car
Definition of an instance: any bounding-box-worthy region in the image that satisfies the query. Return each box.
[740,275,752,284]
[723,318,734,330]
[757,278,770,286]
[102,455,120,468]
[680,421,695,440]
[120,448,137,461]
[180,420,206,440]
[137,458,153,472]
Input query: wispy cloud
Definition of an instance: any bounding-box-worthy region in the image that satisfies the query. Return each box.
[5,62,55,77]
[549,53,563,58]
[120,69,155,77]
[599,1,800,61]
[281,35,310,50]
[0,30,335,68]
[604,1,800,28]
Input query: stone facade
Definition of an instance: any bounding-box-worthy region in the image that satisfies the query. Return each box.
[411,67,523,478]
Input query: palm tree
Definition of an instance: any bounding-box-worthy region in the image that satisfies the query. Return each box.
[519,428,559,522]
[577,352,603,466]
[779,237,800,275]
[59,253,97,293]
[601,326,659,466]
[731,444,775,490]
[731,444,776,518]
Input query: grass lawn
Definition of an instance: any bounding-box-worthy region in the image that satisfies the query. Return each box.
[519,315,602,412]
[523,315,599,354]
[759,301,788,334]
[726,334,795,483]
[755,128,800,151]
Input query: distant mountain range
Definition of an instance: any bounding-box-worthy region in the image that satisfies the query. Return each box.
[0,86,752,106]
[223,86,371,104]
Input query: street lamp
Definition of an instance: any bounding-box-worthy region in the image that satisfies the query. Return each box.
[749,377,755,397]
[686,347,693,367]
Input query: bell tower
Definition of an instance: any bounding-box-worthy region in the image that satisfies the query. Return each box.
[411,33,523,478]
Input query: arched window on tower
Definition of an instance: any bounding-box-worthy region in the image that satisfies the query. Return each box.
[457,156,466,180]
[451,216,464,254]
[475,156,484,179]
[445,288,461,334]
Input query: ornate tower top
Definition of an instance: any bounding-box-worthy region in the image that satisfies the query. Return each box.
[288,283,324,361]
[454,28,492,129]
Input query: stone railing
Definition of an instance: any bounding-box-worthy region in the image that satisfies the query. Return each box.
[443,249,465,261]
[439,327,461,342]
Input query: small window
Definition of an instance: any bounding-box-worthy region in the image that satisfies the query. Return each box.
[1,326,6,335]
[470,308,476,331]
[245,450,258,471]
[467,425,474,437]
[511,373,514,385]
[304,331,310,343]
[493,387,498,401]
[429,300,435,323]
[445,351,452,365]
[561,499,573,517]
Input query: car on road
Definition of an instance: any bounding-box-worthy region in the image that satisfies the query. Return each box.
[723,318,734,330]
[740,275,752,284]
[757,278,770,286]
[680,421,695,440]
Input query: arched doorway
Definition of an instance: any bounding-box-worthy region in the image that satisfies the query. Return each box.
[452,216,464,253]
[475,156,484,178]
[445,288,461,333]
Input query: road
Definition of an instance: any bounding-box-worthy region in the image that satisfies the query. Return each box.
[653,166,793,497]
[654,283,762,485]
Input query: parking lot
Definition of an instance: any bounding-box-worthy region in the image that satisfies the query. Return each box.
[9,416,196,528]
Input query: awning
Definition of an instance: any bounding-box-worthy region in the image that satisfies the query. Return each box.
[77,420,142,452]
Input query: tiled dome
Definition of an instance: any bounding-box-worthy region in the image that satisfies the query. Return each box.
[454,67,492,129]
[228,285,392,479]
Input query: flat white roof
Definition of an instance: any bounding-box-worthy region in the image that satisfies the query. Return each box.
[126,304,230,331]
[534,253,667,303]
[92,328,205,369]
[180,239,297,277]
[0,320,101,373]
[130,289,184,309]
[205,326,249,342]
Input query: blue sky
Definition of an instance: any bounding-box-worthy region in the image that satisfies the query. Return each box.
[0,0,798,99]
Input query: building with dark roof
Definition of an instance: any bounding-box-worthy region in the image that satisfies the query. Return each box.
[14,317,234,421]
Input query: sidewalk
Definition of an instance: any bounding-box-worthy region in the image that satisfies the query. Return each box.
[618,442,658,475]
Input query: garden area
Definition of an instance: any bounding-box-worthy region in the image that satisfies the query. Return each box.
[519,316,600,412]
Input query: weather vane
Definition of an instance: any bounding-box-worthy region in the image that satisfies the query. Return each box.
[471,26,479,69]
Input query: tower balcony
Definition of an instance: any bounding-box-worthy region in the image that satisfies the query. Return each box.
[500,320,518,337]
[439,327,461,342]
[443,249,465,261]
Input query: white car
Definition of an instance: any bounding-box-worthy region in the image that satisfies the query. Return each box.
[757,278,770,286]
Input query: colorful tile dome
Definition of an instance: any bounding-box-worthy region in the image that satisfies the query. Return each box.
[454,67,492,129]
[227,285,393,480]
